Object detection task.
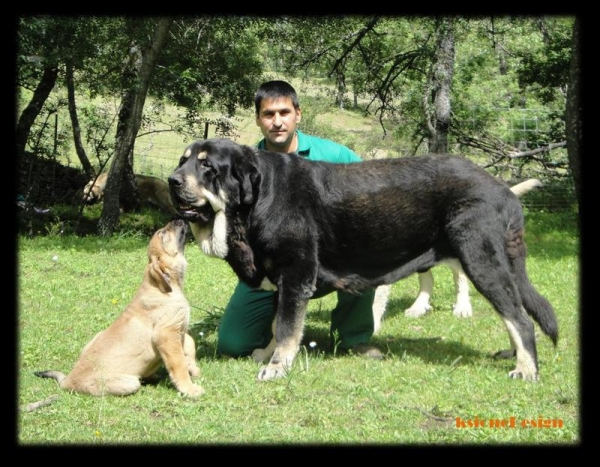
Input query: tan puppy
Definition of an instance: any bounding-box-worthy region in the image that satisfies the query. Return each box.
[35,219,204,397]
[82,172,178,215]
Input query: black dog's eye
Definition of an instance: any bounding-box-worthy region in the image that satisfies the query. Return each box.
[198,158,213,170]
[178,156,186,166]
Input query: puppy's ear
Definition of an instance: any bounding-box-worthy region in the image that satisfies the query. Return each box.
[149,256,172,293]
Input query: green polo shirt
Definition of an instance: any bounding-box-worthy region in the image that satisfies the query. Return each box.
[257,130,362,163]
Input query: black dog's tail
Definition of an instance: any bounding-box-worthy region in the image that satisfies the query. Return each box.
[34,370,67,386]
[509,230,559,346]
[519,277,559,345]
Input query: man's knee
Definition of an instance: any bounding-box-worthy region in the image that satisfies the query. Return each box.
[216,333,252,358]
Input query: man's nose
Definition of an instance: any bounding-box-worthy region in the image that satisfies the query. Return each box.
[273,113,282,126]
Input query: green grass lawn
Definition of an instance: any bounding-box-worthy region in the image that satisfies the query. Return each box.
[16,208,580,445]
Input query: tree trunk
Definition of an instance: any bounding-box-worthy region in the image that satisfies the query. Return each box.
[15,65,59,160]
[65,61,94,178]
[565,16,581,211]
[425,17,455,154]
[98,18,173,236]
[336,73,346,110]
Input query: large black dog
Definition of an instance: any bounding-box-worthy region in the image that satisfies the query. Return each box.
[168,138,558,382]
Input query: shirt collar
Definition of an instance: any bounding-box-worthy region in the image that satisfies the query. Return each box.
[257,130,310,157]
[295,130,310,157]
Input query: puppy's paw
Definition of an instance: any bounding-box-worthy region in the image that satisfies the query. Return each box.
[181,384,205,397]
[188,363,201,378]
[404,303,430,318]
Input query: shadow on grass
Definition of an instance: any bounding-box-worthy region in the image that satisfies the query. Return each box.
[378,334,490,365]
[302,295,512,371]
[187,289,525,370]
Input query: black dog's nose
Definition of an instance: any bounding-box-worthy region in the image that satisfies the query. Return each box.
[168,174,182,187]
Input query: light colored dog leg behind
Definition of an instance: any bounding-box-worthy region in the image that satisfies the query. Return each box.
[82,172,177,216]
[404,259,470,318]
[35,219,204,398]
[374,178,543,329]
[372,284,391,333]
[136,174,179,215]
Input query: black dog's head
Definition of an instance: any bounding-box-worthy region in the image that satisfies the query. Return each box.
[168,138,260,224]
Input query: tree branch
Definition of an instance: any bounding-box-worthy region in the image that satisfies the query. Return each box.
[506,141,566,158]
[21,395,59,412]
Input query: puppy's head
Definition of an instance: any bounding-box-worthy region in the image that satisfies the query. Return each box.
[168,138,260,225]
[147,218,188,293]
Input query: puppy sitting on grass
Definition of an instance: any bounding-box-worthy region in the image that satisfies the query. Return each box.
[35,218,204,398]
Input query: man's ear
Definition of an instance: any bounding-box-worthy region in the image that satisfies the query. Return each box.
[295,108,302,124]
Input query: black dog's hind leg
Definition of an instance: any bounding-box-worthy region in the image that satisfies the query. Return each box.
[452,230,540,380]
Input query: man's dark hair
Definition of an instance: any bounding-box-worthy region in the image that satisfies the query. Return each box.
[254,80,300,115]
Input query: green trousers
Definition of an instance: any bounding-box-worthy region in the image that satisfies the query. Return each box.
[217,281,376,357]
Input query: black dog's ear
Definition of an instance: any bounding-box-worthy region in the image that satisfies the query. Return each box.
[242,164,260,205]
[232,147,260,205]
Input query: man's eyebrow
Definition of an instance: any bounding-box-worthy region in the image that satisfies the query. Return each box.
[261,108,291,114]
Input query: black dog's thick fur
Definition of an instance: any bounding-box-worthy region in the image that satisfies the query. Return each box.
[169,138,558,382]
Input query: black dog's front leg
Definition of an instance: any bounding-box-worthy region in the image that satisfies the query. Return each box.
[225,211,274,288]
[226,239,265,288]
[257,281,314,381]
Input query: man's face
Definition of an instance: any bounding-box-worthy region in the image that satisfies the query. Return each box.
[256,97,301,151]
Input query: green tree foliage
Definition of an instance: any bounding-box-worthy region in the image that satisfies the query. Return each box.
[267,16,575,182]
[16,15,266,229]
[269,16,433,133]
[16,15,577,214]
[17,15,265,160]
[515,17,573,105]
[565,16,581,209]
[17,17,130,166]
[151,17,264,115]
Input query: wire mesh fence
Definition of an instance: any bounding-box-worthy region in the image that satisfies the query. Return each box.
[17,104,578,214]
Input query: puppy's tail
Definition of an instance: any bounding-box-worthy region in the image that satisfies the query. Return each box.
[509,229,558,346]
[34,370,67,386]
